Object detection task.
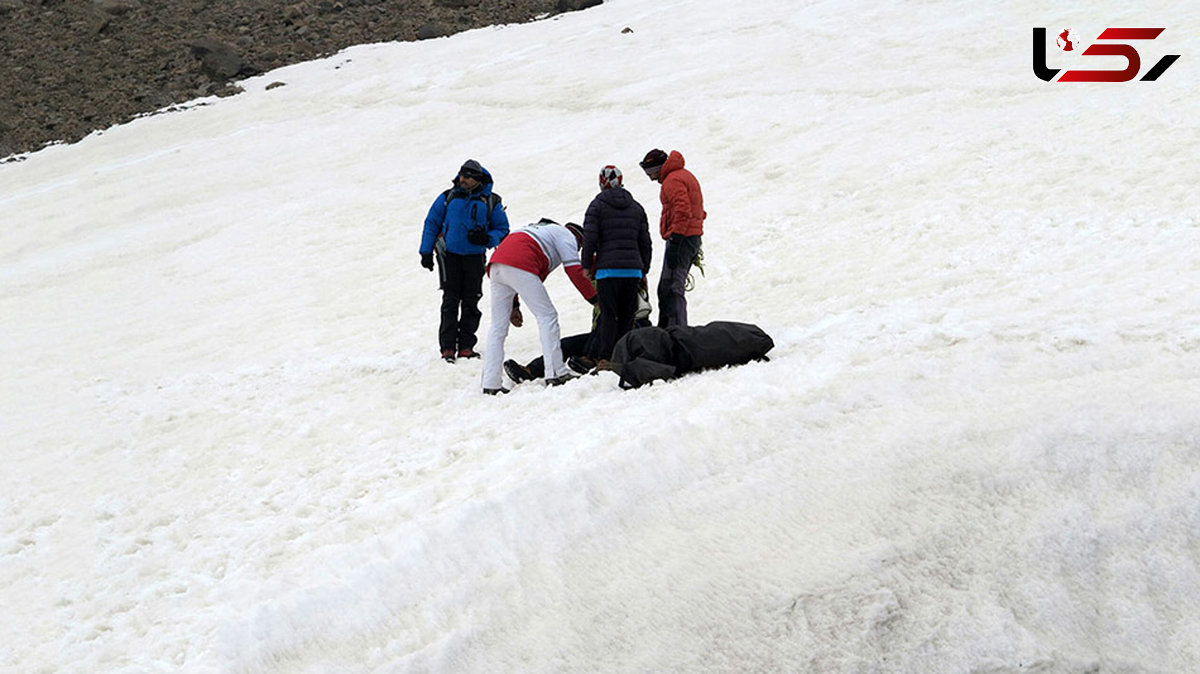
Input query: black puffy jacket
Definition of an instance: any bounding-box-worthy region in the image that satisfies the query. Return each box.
[581,187,652,274]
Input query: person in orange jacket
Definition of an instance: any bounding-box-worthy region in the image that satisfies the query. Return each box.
[639,148,706,327]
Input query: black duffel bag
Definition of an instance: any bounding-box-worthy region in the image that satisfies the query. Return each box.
[610,321,774,389]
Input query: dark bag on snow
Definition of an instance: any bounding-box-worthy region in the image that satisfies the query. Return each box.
[610,321,774,389]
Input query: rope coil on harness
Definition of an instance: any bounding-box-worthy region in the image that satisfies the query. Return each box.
[684,245,704,292]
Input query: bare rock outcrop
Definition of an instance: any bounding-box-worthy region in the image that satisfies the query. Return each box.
[0,0,602,157]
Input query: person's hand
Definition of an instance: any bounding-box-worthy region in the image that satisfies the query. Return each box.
[510,306,524,327]
[467,226,489,246]
[421,253,434,271]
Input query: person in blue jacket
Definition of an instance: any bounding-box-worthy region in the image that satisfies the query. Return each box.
[419,159,510,362]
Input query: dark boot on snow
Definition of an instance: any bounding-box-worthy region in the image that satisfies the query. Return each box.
[504,359,536,383]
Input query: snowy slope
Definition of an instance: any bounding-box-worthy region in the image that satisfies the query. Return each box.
[3,0,1199,672]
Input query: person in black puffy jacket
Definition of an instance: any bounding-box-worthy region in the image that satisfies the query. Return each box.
[580,165,653,363]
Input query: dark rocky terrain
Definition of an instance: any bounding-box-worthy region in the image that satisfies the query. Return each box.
[0,0,600,158]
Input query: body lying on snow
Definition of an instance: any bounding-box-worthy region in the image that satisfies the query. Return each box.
[609,321,774,389]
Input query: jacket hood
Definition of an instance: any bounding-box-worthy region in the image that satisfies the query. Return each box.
[660,150,686,177]
[452,159,494,192]
[598,186,634,209]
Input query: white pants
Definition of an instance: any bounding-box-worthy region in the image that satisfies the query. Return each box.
[482,264,566,390]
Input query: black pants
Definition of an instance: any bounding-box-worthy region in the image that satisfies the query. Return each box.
[525,332,593,378]
[657,235,702,328]
[593,276,641,360]
[438,252,485,352]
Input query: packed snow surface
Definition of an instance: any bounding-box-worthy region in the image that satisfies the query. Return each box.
[2,0,1198,672]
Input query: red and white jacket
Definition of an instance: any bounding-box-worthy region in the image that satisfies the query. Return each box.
[488,222,596,301]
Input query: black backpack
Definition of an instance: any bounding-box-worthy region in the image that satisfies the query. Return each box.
[611,321,774,389]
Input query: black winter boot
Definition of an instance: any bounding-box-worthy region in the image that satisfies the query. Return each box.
[504,359,535,383]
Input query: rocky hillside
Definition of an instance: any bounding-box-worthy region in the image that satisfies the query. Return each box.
[0,0,600,158]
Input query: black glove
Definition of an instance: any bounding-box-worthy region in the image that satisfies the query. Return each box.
[467,226,489,246]
[665,235,685,269]
[420,253,434,271]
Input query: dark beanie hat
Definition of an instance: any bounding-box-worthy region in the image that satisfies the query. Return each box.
[639,149,668,170]
[459,159,486,178]
[564,222,585,248]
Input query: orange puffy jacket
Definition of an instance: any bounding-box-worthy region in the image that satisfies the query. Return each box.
[657,150,706,240]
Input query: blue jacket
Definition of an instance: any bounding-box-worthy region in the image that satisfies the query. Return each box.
[419,164,510,256]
